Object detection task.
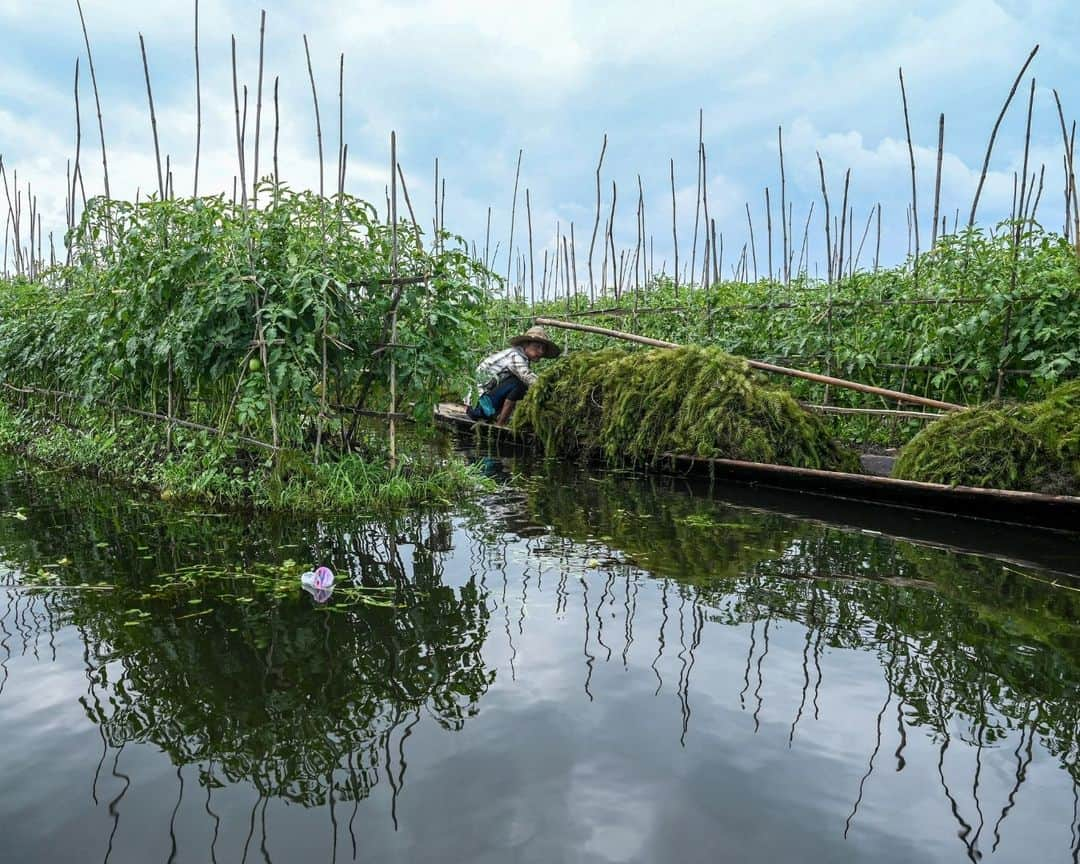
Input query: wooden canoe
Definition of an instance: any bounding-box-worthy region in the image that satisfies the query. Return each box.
[434,402,1080,535]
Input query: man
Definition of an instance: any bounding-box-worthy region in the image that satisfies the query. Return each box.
[466,325,561,425]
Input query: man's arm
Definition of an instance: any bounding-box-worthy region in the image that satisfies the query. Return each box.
[508,351,538,386]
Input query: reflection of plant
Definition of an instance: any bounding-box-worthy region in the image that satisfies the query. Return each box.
[0,462,493,806]
[512,463,1080,778]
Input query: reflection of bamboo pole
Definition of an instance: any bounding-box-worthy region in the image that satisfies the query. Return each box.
[533,317,965,411]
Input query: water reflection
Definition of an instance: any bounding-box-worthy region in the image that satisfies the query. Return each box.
[1,455,1079,863]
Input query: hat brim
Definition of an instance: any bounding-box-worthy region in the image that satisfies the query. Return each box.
[509,334,562,358]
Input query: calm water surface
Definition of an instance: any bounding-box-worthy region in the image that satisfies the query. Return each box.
[1,453,1078,863]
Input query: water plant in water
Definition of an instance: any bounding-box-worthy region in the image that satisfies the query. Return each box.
[512,345,859,471]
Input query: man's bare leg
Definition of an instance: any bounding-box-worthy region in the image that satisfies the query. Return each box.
[496,399,516,426]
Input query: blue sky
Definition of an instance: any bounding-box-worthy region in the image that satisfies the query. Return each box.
[2,0,1079,283]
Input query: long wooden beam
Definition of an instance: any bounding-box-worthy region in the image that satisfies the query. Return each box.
[533,316,964,413]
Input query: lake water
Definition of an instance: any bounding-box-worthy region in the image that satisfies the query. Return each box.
[1,452,1078,863]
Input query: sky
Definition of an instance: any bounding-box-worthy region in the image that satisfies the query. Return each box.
[2,0,1079,285]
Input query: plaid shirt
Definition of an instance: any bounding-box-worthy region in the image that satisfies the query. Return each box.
[474,346,537,394]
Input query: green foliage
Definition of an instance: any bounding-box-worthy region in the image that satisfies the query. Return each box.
[0,187,490,448]
[512,345,859,471]
[482,223,1080,443]
[0,400,490,511]
[894,380,1080,494]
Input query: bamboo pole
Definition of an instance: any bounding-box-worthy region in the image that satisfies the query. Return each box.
[302,34,324,198]
[874,204,882,272]
[396,163,421,245]
[526,188,535,305]
[931,114,944,246]
[969,45,1039,227]
[899,69,919,288]
[252,9,266,205]
[744,202,757,281]
[76,0,110,208]
[836,170,850,282]
[588,135,607,301]
[690,109,703,287]
[272,76,280,185]
[765,187,773,282]
[607,180,618,298]
[506,148,522,299]
[1052,90,1079,251]
[193,0,202,196]
[670,157,679,297]
[817,153,833,283]
[388,131,398,467]
[532,317,964,411]
[230,37,247,208]
[69,60,82,263]
[139,34,165,201]
[779,126,789,284]
[570,222,578,298]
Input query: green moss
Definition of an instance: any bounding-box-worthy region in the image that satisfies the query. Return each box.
[1020,379,1080,477]
[894,380,1080,494]
[512,346,859,472]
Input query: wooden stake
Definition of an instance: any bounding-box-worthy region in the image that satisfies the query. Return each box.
[526,188,535,304]
[744,202,758,281]
[76,0,110,205]
[506,148,522,298]
[899,69,919,287]
[230,37,247,207]
[589,135,607,301]
[690,109,703,287]
[139,34,165,201]
[779,126,789,283]
[670,157,679,296]
[193,0,202,196]
[817,153,832,283]
[272,77,280,185]
[765,187,773,282]
[969,45,1039,227]
[302,34,324,197]
[252,9,266,205]
[931,113,944,246]
[836,169,850,281]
